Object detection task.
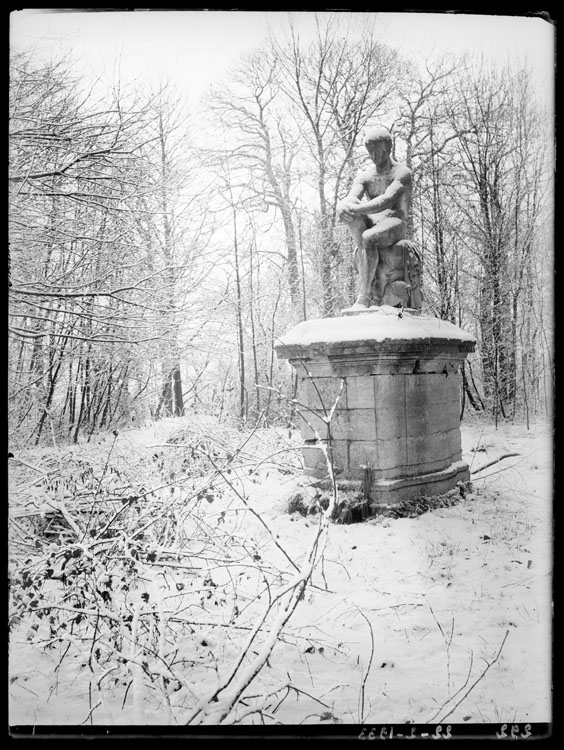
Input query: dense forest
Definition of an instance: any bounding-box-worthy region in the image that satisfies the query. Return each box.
[9,15,554,446]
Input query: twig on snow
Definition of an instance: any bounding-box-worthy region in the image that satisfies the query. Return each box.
[435,629,509,724]
[202,451,300,573]
[356,608,375,724]
[427,651,474,724]
[80,698,102,725]
[468,424,488,474]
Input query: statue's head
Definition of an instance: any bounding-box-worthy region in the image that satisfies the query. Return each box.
[364,126,393,152]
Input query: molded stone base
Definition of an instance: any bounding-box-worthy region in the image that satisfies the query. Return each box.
[309,459,470,508]
[366,459,470,506]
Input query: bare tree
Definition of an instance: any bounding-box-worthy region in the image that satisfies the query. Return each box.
[205,51,305,315]
[9,53,214,441]
[130,86,215,419]
[444,58,551,420]
[271,13,403,314]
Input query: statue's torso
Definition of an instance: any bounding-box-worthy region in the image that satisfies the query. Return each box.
[363,162,411,223]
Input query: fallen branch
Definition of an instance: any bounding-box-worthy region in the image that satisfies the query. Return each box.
[184,562,317,724]
[8,456,48,475]
[183,384,343,725]
[471,453,520,475]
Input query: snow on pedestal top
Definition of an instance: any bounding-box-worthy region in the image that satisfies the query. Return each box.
[275,307,476,351]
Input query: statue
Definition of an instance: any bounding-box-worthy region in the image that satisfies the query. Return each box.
[337,126,422,310]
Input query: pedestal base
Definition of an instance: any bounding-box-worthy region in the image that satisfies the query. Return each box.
[363,459,470,507]
[275,309,476,508]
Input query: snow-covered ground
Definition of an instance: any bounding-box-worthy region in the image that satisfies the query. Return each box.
[8,416,552,727]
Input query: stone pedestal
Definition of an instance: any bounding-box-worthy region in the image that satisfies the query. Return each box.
[275,307,476,507]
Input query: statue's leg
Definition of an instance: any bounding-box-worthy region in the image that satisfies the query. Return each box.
[345,215,375,307]
[347,214,371,254]
[374,248,404,304]
[362,217,405,305]
[354,237,379,307]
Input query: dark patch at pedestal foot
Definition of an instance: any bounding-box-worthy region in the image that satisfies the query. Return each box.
[286,480,471,524]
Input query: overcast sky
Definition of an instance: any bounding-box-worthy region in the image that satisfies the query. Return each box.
[10,10,554,101]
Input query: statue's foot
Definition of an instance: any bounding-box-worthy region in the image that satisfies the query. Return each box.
[352,295,371,309]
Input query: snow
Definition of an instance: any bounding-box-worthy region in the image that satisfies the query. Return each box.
[275,307,476,349]
[243,421,552,725]
[9,415,552,728]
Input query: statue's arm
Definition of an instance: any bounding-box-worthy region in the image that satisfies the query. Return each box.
[354,167,411,216]
[344,177,366,202]
[337,176,366,222]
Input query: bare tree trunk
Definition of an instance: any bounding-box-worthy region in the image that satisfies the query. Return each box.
[232,209,247,422]
[248,238,261,417]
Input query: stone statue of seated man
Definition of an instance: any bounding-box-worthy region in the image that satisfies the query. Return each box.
[337,126,422,310]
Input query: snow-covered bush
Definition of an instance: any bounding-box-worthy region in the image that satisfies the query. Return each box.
[9,416,330,724]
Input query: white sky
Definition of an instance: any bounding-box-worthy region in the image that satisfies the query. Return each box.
[10,10,555,101]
